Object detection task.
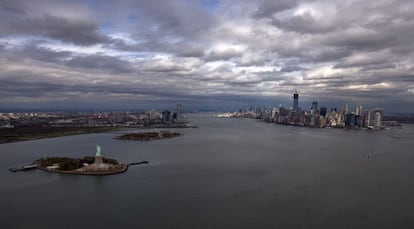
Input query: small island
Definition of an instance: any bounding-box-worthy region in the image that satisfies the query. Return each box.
[33,145,147,175]
[115,130,181,141]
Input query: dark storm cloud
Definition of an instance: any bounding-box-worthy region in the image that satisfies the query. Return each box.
[109,0,218,41]
[13,15,110,45]
[280,65,306,73]
[322,30,394,51]
[109,39,205,58]
[176,47,205,58]
[0,0,111,45]
[0,0,25,13]
[2,42,72,63]
[204,48,243,61]
[360,63,397,71]
[333,53,391,69]
[305,48,353,63]
[271,12,334,34]
[0,69,277,110]
[0,43,133,74]
[253,0,298,19]
[136,57,201,73]
[65,55,135,74]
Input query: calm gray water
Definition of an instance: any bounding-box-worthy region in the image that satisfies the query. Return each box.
[1,114,414,229]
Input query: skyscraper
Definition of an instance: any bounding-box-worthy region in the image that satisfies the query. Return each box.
[374,112,382,129]
[365,108,383,129]
[311,101,318,127]
[320,107,327,117]
[293,91,299,114]
[162,110,171,123]
[312,101,318,114]
[292,91,299,122]
[355,105,363,116]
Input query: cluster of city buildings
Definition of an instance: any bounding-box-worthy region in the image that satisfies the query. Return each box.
[0,105,184,128]
[220,92,390,130]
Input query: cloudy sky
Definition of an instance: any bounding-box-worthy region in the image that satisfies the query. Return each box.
[0,0,413,112]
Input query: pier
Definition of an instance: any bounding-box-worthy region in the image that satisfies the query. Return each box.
[9,164,37,173]
[128,161,149,166]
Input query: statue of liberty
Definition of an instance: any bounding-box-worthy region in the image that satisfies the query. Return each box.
[96,145,102,157]
[94,145,103,165]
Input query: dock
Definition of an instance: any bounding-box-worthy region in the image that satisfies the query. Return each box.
[9,164,37,173]
[128,161,149,166]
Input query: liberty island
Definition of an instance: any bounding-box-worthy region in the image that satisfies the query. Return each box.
[11,145,148,175]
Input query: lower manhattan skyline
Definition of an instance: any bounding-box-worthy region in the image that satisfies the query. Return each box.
[1,0,414,112]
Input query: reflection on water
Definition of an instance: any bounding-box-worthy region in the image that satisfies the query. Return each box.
[1,114,414,228]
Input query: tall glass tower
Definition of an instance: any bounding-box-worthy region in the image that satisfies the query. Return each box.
[293,91,299,116]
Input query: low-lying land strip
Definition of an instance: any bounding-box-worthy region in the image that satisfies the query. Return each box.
[0,125,126,144]
[115,131,181,141]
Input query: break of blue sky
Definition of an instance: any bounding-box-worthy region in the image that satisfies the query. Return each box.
[201,0,220,11]
[0,0,413,112]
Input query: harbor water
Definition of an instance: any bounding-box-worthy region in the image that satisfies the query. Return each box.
[1,114,414,229]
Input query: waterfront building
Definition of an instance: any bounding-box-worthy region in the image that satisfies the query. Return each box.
[312,101,318,113]
[345,113,356,127]
[366,110,373,127]
[375,112,382,129]
[146,109,159,120]
[277,106,289,124]
[175,104,183,123]
[340,105,348,115]
[162,110,171,123]
[365,108,384,129]
[319,116,327,127]
[320,107,327,117]
[311,101,318,126]
[336,114,345,127]
[271,108,278,119]
[355,106,363,116]
[254,107,265,119]
[355,115,362,127]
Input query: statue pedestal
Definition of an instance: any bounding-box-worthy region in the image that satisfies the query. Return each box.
[94,156,103,164]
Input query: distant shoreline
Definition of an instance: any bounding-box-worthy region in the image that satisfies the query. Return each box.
[0,123,197,144]
[0,126,127,144]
